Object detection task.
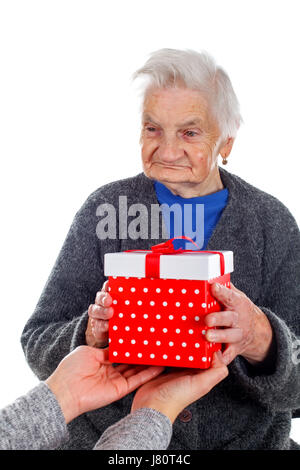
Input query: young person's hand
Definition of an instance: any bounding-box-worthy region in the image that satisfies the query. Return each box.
[131,351,228,423]
[46,346,164,423]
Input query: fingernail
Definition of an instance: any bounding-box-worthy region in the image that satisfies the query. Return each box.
[214,283,221,291]
[206,331,217,342]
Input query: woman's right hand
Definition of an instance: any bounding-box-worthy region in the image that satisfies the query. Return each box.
[131,351,228,423]
[85,280,114,347]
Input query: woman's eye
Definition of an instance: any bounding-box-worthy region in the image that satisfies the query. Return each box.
[185,130,198,137]
[146,127,157,132]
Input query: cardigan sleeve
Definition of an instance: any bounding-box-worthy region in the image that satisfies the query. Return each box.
[0,382,68,450]
[93,408,172,450]
[20,197,106,380]
[230,215,300,413]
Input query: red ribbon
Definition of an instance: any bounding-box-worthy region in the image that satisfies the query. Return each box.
[126,236,225,279]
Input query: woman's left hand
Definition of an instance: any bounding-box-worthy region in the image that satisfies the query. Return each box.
[205,283,274,366]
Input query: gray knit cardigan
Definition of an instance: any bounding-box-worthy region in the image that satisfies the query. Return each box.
[21,168,300,450]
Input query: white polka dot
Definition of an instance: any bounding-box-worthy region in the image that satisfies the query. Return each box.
[188,302,194,308]
[176,328,181,334]
[131,313,136,318]
[131,287,136,292]
[119,313,124,318]
[169,315,174,320]
[112,325,118,330]
[119,339,123,343]
[144,340,148,345]
[169,288,174,293]
[156,288,161,293]
[108,338,111,343]
[125,300,130,305]
[150,353,155,358]
[189,356,194,361]
[108,287,111,291]
[194,289,200,294]
[150,301,155,306]
[137,327,142,332]
[112,276,117,279]
[195,316,200,321]
[162,301,168,306]
[175,302,181,307]
[163,328,168,333]
[113,299,118,304]
[118,287,123,292]
[125,326,130,331]
[181,315,187,320]
[209,357,211,361]
[202,329,206,335]
[156,341,161,346]
[137,300,143,305]
[181,289,186,294]
[131,339,136,344]
[202,357,207,362]
[125,277,129,279]
[143,314,148,319]
[169,341,174,346]
[113,351,118,356]
[195,343,200,348]
[202,303,207,308]
[156,314,161,320]
[182,342,187,347]
[125,352,130,357]
[163,354,168,359]
[189,329,194,334]
[150,327,155,332]
[176,355,181,360]
[143,287,148,293]
[138,353,142,358]
[214,301,217,305]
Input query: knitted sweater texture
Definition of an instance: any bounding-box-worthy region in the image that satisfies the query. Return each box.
[21,168,300,450]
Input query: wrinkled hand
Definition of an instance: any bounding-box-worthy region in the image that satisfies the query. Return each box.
[46,346,164,424]
[204,282,273,366]
[131,351,228,423]
[86,280,114,347]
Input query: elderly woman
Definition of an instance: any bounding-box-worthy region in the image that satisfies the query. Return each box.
[21,49,300,450]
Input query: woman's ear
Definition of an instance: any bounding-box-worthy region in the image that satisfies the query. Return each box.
[220,137,234,159]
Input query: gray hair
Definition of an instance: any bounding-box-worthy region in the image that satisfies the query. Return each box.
[133,48,242,140]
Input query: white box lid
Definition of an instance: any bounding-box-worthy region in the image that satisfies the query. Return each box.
[104,250,233,280]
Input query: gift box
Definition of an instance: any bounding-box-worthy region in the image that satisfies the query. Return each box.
[104,238,234,369]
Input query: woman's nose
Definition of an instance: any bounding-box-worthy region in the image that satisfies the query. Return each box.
[157,138,184,163]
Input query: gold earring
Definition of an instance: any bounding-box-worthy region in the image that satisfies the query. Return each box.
[222,155,228,165]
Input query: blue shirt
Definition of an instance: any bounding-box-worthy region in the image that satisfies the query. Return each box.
[154,180,229,250]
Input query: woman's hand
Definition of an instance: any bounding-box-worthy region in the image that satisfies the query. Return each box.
[205,282,274,366]
[131,351,228,423]
[46,346,164,424]
[85,280,114,347]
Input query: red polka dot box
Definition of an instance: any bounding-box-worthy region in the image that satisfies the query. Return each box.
[104,238,234,369]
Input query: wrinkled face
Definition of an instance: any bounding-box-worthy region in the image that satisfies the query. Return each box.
[141,87,223,186]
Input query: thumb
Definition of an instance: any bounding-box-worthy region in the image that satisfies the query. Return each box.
[189,352,228,400]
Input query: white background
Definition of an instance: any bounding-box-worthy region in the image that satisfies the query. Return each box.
[0,0,300,444]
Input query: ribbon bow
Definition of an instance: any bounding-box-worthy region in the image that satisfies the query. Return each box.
[127,236,225,279]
